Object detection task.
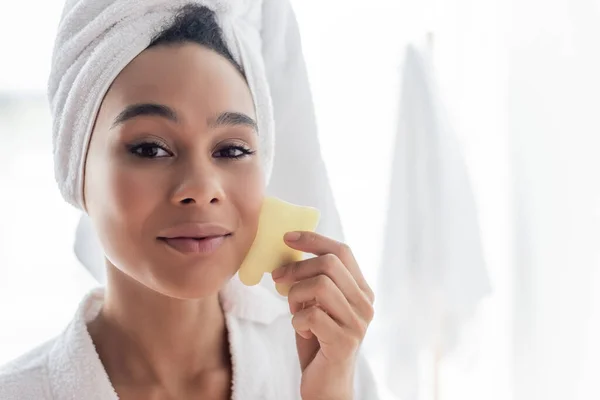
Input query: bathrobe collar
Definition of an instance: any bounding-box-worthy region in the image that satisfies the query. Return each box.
[46,277,289,399]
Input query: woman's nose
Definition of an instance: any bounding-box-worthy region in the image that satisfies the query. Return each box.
[170,160,225,207]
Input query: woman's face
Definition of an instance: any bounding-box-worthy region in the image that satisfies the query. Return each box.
[84,43,264,299]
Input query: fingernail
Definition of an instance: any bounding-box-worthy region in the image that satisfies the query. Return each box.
[271,266,286,280]
[284,231,301,242]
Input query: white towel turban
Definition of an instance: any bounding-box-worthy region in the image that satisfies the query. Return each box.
[49,0,275,211]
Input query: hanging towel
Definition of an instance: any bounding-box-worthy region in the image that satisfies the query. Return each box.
[376,43,491,399]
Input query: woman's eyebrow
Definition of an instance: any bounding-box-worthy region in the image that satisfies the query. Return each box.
[210,111,258,133]
[111,103,178,128]
[111,104,257,133]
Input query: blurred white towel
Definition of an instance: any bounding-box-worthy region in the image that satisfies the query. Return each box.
[376,44,491,399]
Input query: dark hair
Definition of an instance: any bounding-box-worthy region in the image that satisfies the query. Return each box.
[149,4,244,77]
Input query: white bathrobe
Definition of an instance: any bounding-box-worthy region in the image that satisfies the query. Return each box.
[0,277,379,399]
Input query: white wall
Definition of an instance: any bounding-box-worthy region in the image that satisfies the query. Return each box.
[0,95,96,364]
[509,0,600,398]
[0,1,62,92]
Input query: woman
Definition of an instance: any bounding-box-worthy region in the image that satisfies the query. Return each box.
[0,1,378,399]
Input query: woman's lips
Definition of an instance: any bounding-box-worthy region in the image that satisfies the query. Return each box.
[159,235,229,255]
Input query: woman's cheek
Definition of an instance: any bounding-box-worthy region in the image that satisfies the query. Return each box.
[111,163,163,216]
[227,160,264,205]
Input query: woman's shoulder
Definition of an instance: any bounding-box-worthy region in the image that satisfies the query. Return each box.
[0,339,56,399]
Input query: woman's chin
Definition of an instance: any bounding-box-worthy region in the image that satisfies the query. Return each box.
[146,261,235,300]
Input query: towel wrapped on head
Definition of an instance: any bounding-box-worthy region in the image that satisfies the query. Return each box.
[49,0,275,210]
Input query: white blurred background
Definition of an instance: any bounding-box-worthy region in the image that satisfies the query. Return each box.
[1,1,599,399]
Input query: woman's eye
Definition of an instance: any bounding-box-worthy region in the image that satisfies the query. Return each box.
[129,143,171,158]
[214,145,254,159]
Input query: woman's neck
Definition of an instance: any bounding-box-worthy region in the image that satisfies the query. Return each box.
[87,264,231,390]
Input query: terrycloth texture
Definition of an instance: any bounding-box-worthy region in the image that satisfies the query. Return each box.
[0,277,380,399]
[73,0,345,292]
[49,0,275,210]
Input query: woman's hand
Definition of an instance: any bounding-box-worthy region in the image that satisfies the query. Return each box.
[271,231,375,400]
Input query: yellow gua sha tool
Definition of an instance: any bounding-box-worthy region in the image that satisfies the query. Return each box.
[238,196,321,296]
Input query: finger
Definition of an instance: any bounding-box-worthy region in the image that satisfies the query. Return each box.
[273,254,373,319]
[284,231,375,303]
[292,306,359,362]
[292,305,341,344]
[287,275,362,332]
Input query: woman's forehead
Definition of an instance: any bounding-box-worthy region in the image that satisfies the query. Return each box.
[103,43,255,122]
